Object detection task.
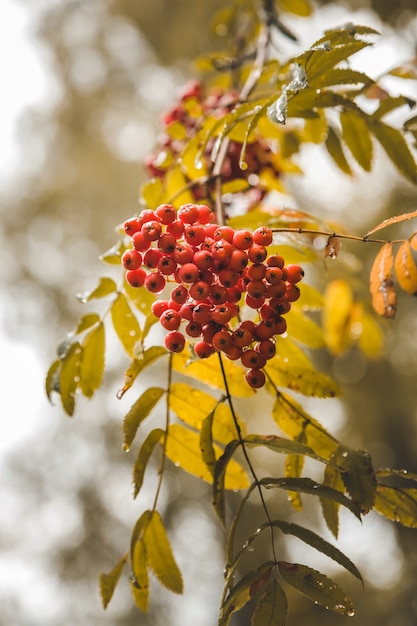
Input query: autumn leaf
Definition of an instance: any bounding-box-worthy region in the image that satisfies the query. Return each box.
[369,242,397,318]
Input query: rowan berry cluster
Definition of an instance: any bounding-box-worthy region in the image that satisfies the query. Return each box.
[122,203,303,389]
[144,80,282,205]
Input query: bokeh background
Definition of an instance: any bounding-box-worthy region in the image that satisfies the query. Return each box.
[1,1,417,624]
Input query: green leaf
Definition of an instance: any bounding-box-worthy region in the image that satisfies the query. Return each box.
[172,350,254,397]
[251,578,288,626]
[76,277,117,303]
[123,387,165,451]
[74,313,101,334]
[340,110,373,171]
[213,440,241,524]
[312,67,371,89]
[374,484,417,528]
[130,539,149,612]
[244,434,325,463]
[45,358,61,402]
[117,347,167,399]
[266,358,340,398]
[272,393,338,459]
[273,520,363,583]
[321,464,344,538]
[219,562,274,626]
[278,562,355,615]
[259,476,362,519]
[325,126,352,175]
[302,40,370,83]
[376,468,417,482]
[372,95,415,120]
[111,292,142,357]
[144,511,183,594]
[59,342,83,416]
[99,553,128,609]
[79,323,105,398]
[335,445,376,514]
[371,120,417,184]
[132,428,164,498]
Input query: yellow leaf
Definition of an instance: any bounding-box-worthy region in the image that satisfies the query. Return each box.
[279,0,312,16]
[286,307,325,348]
[99,553,128,609]
[130,540,149,612]
[59,342,83,416]
[111,292,142,356]
[123,387,165,451]
[273,394,338,459]
[369,243,397,318]
[165,424,249,490]
[340,110,373,171]
[375,485,417,528]
[79,323,105,398]
[172,350,254,397]
[144,511,183,594]
[165,165,194,206]
[394,240,417,295]
[266,359,340,398]
[304,112,328,144]
[140,178,164,208]
[357,312,383,359]
[322,280,354,354]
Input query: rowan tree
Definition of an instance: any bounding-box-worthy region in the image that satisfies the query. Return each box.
[46,1,417,623]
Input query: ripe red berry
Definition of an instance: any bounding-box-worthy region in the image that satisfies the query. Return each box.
[232,325,254,348]
[165,331,185,353]
[194,340,215,359]
[170,284,188,305]
[193,303,212,325]
[241,349,267,369]
[232,229,253,250]
[151,300,170,318]
[255,339,276,359]
[285,284,301,302]
[138,209,159,226]
[160,309,181,331]
[185,321,203,338]
[144,272,166,293]
[155,203,177,224]
[211,304,233,325]
[143,248,163,269]
[189,281,211,300]
[141,220,162,241]
[212,240,233,262]
[179,302,195,321]
[158,233,177,254]
[247,263,266,281]
[184,224,206,246]
[132,231,150,252]
[248,243,267,264]
[218,268,239,288]
[213,226,235,242]
[178,203,199,224]
[253,226,273,246]
[196,204,215,224]
[126,267,147,288]
[210,283,228,304]
[212,329,233,352]
[247,280,266,300]
[245,368,266,389]
[285,264,304,283]
[158,255,177,275]
[265,267,283,284]
[174,244,194,265]
[223,344,243,361]
[193,250,214,271]
[124,217,141,236]
[267,254,285,268]
[121,249,142,270]
[166,220,184,238]
[228,249,249,272]
[178,262,200,284]
[254,320,276,341]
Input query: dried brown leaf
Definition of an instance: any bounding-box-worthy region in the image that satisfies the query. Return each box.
[394,240,417,295]
[369,243,397,318]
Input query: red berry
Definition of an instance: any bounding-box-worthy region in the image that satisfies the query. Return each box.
[179,302,195,321]
[255,339,276,359]
[232,325,254,348]
[121,249,142,270]
[193,250,214,271]
[178,203,199,224]
[158,233,177,254]
[232,229,253,250]
[184,224,206,246]
[247,263,266,281]
[248,243,267,264]
[144,272,166,293]
[202,322,221,344]
[218,268,239,288]
[274,316,287,335]
[189,281,211,300]
[247,280,266,299]
[170,284,188,305]
[174,244,194,265]
[253,226,273,246]
[228,249,249,272]
[194,340,215,359]
[223,344,243,361]
[132,231,150,252]
[267,254,285,268]
[286,264,304,283]
[141,220,162,241]
[193,303,212,325]
[143,248,163,269]
[185,321,203,338]
[196,204,215,224]
[210,283,228,304]
[213,226,235,242]
[138,209,158,226]
[241,349,267,369]
[124,217,141,236]
[178,262,200,284]
[285,284,301,302]
[155,203,177,224]
[265,267,283,284]
[126,267,146,288]
[212,329,233,352]
[254,320,276,340]
[245,294,265,309]
[166,220,185,238]
[212,240,233,262]
[152,299,170,318]
[211,304,233,325]
[160,309,181,331]
[165,331,185,353]
[245,368,266,389]
[158,255,177,275]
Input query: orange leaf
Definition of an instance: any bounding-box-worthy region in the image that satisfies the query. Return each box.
[365,209,417,238]
[394,240,417,295]
[323,236,341,260]
[370,243,397,318]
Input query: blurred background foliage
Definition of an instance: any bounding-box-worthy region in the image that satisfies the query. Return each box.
[1,0,417,624]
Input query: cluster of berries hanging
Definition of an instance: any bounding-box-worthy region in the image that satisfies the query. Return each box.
[122,203,303,389]
[144,80,282,206]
